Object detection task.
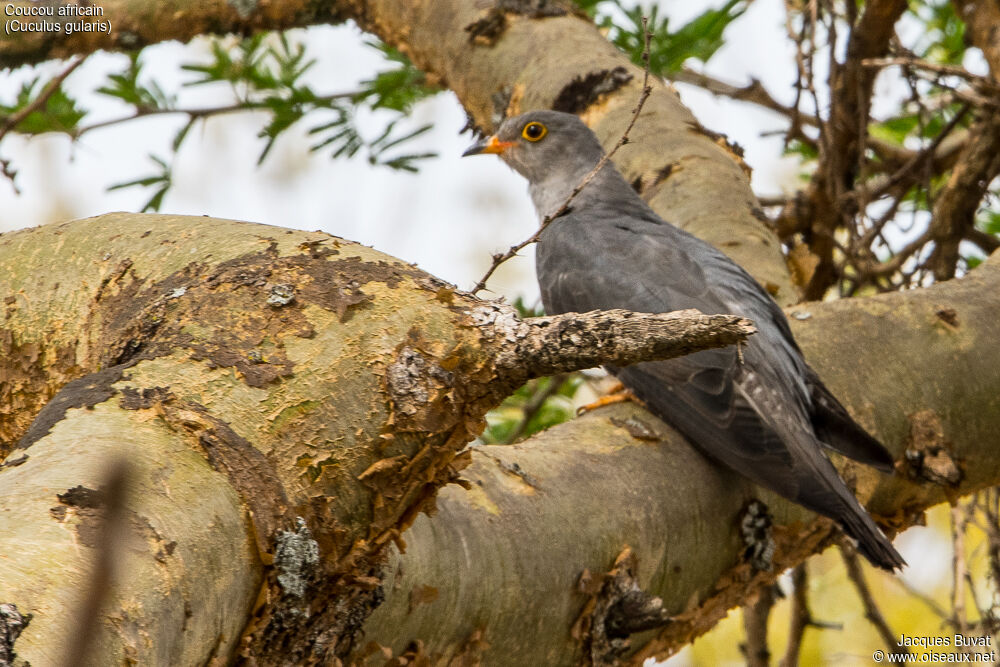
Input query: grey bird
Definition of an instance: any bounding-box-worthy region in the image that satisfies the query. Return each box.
[464,110,904,571]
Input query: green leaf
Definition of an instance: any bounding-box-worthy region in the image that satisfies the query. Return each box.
[512,296,545,319]
[870,115,920,145]
[978,211,1000,236]
[607,1,748,74]
[107,154,172,212]
[175,33,439,173]
[911,0,966,65]
[97,52,175,112]
[481,374,584,444]
[571,0,604,18]
[0,77,87,135]
[783,138,819,162]
[353,41,440,112]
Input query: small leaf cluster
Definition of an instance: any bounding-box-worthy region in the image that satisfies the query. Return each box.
[481,374,584,445]
[0,78,86,135]
[579,0,748,74]
[105,34,441,208]
[0,32,441,209]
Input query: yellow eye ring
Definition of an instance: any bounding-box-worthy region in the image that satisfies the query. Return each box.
[522,122,547,142]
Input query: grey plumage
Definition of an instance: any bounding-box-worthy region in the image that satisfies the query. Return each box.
[464,110,903,570]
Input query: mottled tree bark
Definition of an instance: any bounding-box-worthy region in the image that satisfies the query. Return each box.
[1,213,998,666]
[2,1,1000,664]
[360,251,1000,665]
[0,213,752,665]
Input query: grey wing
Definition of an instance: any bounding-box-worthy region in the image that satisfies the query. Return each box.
[536,213,903,569]
[536,215,813,498]
[804,364,895,471]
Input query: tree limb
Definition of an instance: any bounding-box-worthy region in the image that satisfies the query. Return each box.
[360,250,1000,663]
[927,112,1000,281]
[0,1,349,67]
[486,308,754,389]
[0,213,749,665]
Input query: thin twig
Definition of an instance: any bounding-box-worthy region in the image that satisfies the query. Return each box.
[670,68,821,128]
[952,502,971,636]
[0,157,19,193]
[862,56,1000,92]
[781,564,809,667]
[504,374,571,444]
[841,545,909,663]
[470,18,654,295]
[887,572,952,620]
[780,562,842,667]
[0,56,88,141]
[741,585,775,667]
[72,90,359,138]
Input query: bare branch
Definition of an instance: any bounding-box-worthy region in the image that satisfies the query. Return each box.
[951,502,971,636]
[842,546,909,661]
[861,57,1000,94]
[670,68,819,127]
[741,586,775,667]
[967,228,1000,254]
[927,114,1000,281]
[781,564,808,667]
[478,307,756,391]
[797,0,908,299]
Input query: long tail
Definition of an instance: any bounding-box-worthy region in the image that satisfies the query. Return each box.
[798,453,905,571]
[834,493,905,570]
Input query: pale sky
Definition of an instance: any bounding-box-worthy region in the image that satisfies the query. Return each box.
[0,2,808,306]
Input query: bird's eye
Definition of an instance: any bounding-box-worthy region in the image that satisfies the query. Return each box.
[521,122,547,142]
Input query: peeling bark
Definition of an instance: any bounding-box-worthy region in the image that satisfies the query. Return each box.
[0,213,753,665]
[360,252,1000,664]
[1,1,999,663]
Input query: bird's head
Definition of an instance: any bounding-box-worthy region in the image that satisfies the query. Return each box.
[462,110,606,185]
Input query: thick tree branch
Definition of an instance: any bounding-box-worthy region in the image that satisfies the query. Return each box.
[0,214,747,665]
[927,112,1000,281]
[0,1,349,67]
[2,214,999,664]
[361,250,1000,663]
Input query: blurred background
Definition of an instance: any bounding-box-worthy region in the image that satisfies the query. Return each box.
[1,0,994,663]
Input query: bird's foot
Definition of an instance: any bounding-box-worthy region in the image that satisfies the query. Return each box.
[576,381,641,416]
